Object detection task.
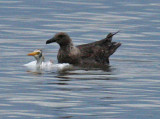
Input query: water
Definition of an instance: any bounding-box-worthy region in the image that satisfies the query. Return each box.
[0,0,160,118]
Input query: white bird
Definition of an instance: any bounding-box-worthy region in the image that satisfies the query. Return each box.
[24,49,72,71]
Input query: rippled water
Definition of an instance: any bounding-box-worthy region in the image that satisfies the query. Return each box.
[0,0,160,119]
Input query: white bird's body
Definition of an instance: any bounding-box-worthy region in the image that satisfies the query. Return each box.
[24,49,72,72]
[24,60,71,71]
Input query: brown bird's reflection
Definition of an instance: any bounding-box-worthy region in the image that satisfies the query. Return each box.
[55,64,115,81]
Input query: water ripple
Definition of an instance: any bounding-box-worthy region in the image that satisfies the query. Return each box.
[0,0,160,119]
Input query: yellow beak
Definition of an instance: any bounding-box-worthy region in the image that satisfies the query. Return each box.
[27,52,39,56]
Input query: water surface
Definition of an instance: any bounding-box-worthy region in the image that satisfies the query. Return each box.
[0,0,160,119]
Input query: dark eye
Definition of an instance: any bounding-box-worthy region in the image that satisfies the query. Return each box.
[36,52,40,55]
[59,35,64,38]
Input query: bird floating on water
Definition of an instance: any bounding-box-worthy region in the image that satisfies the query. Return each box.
[46,32,121,68]
[24,49,72,71]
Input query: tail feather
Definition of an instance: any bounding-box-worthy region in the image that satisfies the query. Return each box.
[106,31,120,42]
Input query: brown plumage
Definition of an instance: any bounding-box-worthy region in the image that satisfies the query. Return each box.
[46,32,121,66]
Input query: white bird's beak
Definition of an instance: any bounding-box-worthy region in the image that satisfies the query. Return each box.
[27,51,39,56]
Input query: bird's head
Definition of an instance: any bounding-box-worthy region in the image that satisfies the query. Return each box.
[46,32,72,46]
[27,49,43,60]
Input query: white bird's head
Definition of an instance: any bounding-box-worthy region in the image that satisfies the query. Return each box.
[27,49,44,66]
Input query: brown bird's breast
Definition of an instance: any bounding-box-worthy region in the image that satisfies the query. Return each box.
[57,46,81,64]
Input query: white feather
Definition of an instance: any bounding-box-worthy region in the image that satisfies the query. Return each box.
[24,60,72,71]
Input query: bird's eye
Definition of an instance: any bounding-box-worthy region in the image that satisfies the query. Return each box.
[36,52,40,55]
[59,35,64,38]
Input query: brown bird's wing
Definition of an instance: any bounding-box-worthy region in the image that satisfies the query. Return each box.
[77,33,121,64]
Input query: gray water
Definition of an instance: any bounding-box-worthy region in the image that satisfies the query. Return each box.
[0,0,160,119]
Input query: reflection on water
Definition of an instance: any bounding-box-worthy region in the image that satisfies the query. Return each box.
[0,0,160,119]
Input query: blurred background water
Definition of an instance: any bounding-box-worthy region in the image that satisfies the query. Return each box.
[0,0,160,119]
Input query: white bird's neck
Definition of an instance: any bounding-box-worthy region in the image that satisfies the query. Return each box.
[35,55,44,67]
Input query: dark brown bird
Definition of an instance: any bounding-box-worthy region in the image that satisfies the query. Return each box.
[46,32,121,67]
